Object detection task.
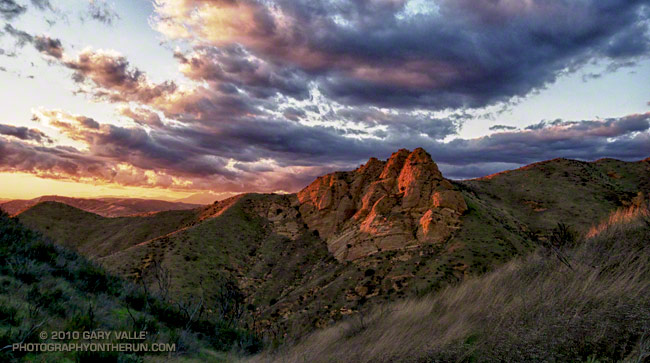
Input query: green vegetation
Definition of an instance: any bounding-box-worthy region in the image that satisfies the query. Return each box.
[17,202,198,258]
[252,203,650,362]
[460,158,649,234]
[0,211,260,362]
[8,157,650,359]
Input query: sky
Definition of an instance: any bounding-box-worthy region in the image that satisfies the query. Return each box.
[0,0,649,203]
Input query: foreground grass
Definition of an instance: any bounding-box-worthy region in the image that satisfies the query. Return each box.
[253,204,650,362]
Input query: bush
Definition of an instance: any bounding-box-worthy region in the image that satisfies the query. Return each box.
[0,304,19,325]
[75,264,111,293]
[549,222,577,248]
[65,304,97,331]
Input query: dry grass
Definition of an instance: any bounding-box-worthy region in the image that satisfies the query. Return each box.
[251,205,650,363]
[586,200,650,239]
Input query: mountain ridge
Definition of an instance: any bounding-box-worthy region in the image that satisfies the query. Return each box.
[0,195,202,217]
[13,150,650,337]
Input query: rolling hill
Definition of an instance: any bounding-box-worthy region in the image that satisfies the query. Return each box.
[14,149,650,339]
[0,196,201,217]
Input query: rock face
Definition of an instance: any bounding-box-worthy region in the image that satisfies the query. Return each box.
[297,148,467,261]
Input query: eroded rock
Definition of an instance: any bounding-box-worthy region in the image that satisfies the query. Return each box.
[297,148,467,261]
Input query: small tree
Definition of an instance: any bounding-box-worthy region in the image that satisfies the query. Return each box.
[151,260,172,302]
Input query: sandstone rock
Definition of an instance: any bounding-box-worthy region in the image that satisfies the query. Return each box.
[298,148,467,261]
[432,190,468,214]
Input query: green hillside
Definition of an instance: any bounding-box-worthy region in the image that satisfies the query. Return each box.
[13,157,650,342]
[460,158,650,233]
[17,202,198,258]
[0,211,260,362]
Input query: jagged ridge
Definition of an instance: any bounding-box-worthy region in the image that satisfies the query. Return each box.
[298,148,467,260]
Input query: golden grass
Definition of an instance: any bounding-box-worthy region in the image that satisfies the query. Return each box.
[250,206,650,362]
[586,200,649,239]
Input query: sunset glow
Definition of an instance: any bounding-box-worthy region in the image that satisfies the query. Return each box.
[1,0,648,201]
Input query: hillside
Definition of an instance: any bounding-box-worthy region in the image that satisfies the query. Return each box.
[0,211,260,362]
[252,202,650,362]
[0,196,201,217]
[460,157,650,234]
[17,202,198,258]
[14,149,650,339]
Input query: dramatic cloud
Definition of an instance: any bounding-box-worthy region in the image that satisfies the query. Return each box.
[63,49,178,104]
[175,46,310,100]
[2,110,647,192]
[153,0,650,109]
[3,1,649,195]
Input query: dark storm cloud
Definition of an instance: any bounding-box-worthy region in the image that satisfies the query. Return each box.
[2,109,648,191]
[38,110,236,179]
[282,107,306,122]
[0,124,52,143]
[156,0,650,110]
[6,0,650,192]
[174,112,650,178]
[0,0,26,20]
[175,46,310,100]
[329,107,464,140]
[42,42,650,183]
[0,139,100,177]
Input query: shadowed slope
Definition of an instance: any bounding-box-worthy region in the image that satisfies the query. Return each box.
[16,202,198,258]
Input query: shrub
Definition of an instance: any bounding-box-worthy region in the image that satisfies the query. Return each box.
[0,304,19,326]
[75,264,110,293]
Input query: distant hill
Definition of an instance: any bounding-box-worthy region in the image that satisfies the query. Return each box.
[15,149,650,338]
[16,202,198,258]
[174,192,233,204]
[0,195,202,217]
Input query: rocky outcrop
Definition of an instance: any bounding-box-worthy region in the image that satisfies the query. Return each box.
[297,148,467,261]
